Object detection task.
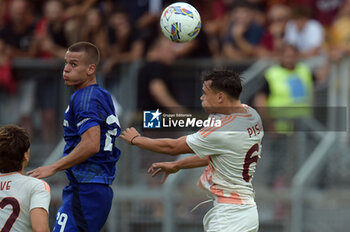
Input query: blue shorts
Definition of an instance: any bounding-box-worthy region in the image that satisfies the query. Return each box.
[53,183,113,232]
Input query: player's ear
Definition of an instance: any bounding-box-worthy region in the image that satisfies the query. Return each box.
[23,149,30,168]
[87,64,96,76]
[217,92,225,103]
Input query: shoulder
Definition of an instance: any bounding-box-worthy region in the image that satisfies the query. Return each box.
[73,85,98,99]
[265,65,283,77]
[296,62,310,69]
[71,85,110,109]
[26,175,50,187]
[246,105,261,119]
[296,62,312,73]
[239,106,264,132]
[265,64,281,71]
[17,175,50,192]
[84,85,112,101]
[96,86,112,97]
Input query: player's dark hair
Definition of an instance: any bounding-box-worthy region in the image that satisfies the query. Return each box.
[0,125,30,173]
[68,41,100,66]
[202,70,242,99]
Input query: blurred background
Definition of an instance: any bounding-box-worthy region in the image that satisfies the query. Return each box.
[1,0,350,231]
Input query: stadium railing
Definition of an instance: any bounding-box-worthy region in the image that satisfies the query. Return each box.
[290,58,350,232]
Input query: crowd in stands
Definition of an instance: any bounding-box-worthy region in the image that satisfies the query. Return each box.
[1,0,348,224]
[0,0,348,143]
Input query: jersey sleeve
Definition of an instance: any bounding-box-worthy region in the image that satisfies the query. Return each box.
[73,93,103,135]
[30,180,51,213]
[186,131,221,158]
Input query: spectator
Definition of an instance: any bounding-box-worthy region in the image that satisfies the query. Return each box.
[117,0,166,53]
[247,0,268,26]
[31,0,69,145]
[101,10,145,75]
[137,28,211,113]
[0,38,16,93]
[328,0,350,61]
[0,0,35,58]
[97,0,117,20]
[119,0,167,27]
[254,44,314,121]
[284,6,324,59]
[62,0,98,44]
[32,0,68,59]
[199,0,231,58]
[254,43,314,219]
[254,43,313,170]
[257,4,291,59]
[222,0,264,60]
[0,0,8,28]
[79,8,109,59]
[267,0,342,26]
[309,0,343,27]
[0,0,36,136]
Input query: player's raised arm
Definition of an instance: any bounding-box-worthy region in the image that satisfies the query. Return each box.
[148,155,209,183]
[28,125,100,179]
[120,127,194,155]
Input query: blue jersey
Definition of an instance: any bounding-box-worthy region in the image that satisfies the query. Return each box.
[63,84,121,185]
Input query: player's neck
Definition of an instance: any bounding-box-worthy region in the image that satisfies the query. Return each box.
[75,78,97,90]
[225,101,246,115]
[20,164,26,175]
[210,101,245,115]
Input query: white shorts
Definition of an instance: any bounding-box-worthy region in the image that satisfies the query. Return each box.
[203,203,258,232]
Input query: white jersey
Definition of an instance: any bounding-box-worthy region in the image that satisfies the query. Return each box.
[0,172,50,232]
[187,105,263,205]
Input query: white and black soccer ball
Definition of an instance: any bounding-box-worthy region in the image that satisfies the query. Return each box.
[160,2,201,43]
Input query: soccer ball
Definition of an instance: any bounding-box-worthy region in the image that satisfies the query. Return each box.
[160,2,201,43]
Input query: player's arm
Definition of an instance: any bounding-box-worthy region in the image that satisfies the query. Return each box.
[28,125,100,178]
[148,155,209,183]
[30,208,50,232]
[120,127,194,155]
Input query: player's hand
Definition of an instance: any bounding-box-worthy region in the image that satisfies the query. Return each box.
[120,127,141,145]
[27,165,56,179]
[148,162,179,184]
